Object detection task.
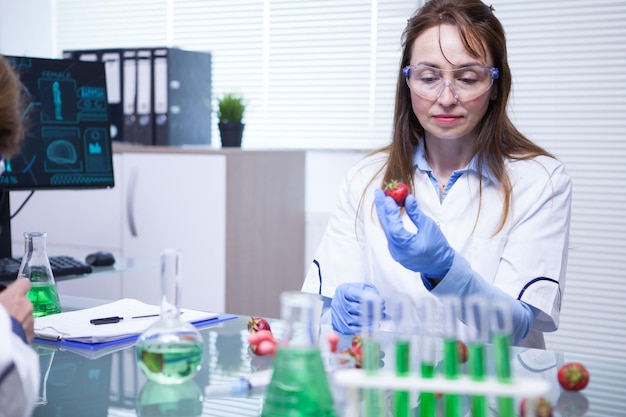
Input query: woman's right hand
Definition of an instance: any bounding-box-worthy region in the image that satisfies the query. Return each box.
[330,282,384,334]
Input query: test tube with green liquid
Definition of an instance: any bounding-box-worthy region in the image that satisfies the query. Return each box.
[491,300,515,417]
[441,296,462,417]
[465,295,489,417]
[418,296,440,417]
[361,291,385,417]
[390,295,413,417]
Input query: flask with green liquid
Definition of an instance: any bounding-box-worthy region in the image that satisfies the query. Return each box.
[18,232,61,317]
[261,291,337,417]
[136,249,204,384]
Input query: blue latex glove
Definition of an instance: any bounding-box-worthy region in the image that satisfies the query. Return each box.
[330,282,384,335]
[374,188,455,277]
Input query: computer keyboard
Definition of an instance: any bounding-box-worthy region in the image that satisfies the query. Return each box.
[0,255,93,281]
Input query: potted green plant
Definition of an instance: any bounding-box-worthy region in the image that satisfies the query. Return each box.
[217,93,246,147]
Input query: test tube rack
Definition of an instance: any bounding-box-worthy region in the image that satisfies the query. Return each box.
[333,369,550,416]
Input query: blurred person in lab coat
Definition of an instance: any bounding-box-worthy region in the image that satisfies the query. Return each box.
[302,0,571,349]
[0,54,39,417]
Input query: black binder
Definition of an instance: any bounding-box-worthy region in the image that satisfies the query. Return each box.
[134,49,154,145]
[152,48,212,147]
[63,47,212,147]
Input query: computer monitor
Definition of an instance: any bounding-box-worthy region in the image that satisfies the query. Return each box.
[0,55,114,257]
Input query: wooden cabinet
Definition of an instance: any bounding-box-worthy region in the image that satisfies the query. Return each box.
[10,147,306,318]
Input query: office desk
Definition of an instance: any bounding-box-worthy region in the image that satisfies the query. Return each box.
[31,311,625,417]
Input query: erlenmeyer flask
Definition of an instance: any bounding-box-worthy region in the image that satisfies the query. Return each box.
[18,232,61,317]
[136,249,204,384]
[261,291,337,417]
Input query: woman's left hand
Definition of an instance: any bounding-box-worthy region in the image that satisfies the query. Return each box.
[374,189,454,278]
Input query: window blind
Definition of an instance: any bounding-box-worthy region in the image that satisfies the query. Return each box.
[495,0,626,359]
[57,0,419,149]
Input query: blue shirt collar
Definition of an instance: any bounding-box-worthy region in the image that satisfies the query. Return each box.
[413,139,495,183]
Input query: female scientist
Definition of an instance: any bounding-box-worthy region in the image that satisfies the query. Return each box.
[301,0,572,349]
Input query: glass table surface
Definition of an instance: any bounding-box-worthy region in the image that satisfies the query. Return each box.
[30,304,625,417]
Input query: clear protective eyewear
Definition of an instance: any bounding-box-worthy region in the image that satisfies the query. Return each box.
[402,64,499,102]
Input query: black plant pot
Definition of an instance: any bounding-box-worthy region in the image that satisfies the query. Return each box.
[218,122,244,147]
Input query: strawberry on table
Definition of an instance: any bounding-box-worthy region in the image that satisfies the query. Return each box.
[341,345,363,368]
[247,316,272,333]
[457,340,468,364]
[520,397,553,417]
[248,329,277,356]
[557,362,590,391]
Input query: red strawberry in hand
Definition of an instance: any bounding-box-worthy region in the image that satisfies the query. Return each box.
[558,362,589,391]
[383,179,409,207]
[247,316,272,334]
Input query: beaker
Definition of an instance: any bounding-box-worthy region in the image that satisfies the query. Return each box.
[136,249,204,384]
[261,291,337,417]
[18,232,61,317]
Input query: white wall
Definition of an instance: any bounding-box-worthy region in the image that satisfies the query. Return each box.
[0,0,56,57]
[304,150,368,268]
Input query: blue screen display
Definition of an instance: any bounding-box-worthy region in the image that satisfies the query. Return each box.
[2,56,114,190]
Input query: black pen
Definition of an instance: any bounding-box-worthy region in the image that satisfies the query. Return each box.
[90,316,123,325]
[90,314,161,325]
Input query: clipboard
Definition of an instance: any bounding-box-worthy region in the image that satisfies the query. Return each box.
[33,312,238,359]
[34,298,233,346]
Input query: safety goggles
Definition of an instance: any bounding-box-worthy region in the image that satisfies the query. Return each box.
[402,64,499,102]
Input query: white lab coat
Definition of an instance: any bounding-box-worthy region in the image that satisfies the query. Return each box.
[0,305,39,417]
[302,150,572,348]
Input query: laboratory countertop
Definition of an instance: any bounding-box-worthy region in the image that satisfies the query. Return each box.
[30,308,625,417]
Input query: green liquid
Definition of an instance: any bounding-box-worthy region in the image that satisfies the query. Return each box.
[137,338,204,384]
[442,338,459,378]
[492,333,515,417]
[362,338,384,417]
[393,341,410,417]
[262,347,336,417]
[421,362,435,378]
[26,282,61,318]
[493,333,511,381]
[468,343,488,417]
[442,339,460,417]
[419,362,436,417]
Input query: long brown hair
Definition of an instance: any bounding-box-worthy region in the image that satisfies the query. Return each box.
[0,55,26,158]
[367,0,553,234]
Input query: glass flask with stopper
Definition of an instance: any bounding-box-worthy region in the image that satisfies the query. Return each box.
[17,232,61,317]
[136,249,204,384]
[261,291,337,417]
